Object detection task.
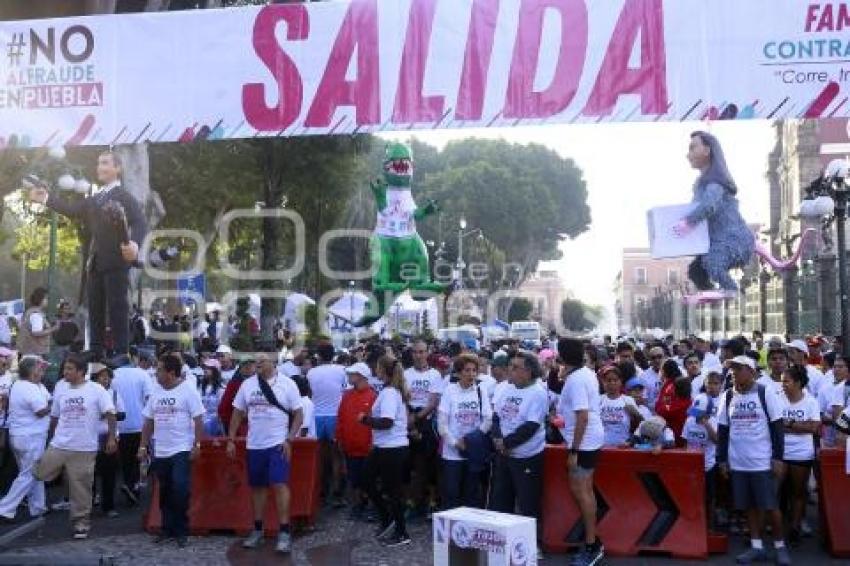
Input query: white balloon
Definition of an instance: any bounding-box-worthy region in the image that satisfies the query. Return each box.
[799,200,817,219]
[47,145,67,160]
[74,179,90,193]
[814,195,835,216]
[47,146,66,160]
[825,158,849,181]
[57,174,76,190]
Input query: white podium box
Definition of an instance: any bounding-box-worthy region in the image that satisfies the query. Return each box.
[433,507,537,566]
[647,203,710,259]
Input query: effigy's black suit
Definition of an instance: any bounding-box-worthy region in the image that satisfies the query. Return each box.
[46,185,148,357]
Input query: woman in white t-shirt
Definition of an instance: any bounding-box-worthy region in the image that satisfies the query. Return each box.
[359,354,411,548]
[198,360,225,437]
[780,365,821,545]
[437,353,493,509]
[599,366,643,446]
[0,356,51,519]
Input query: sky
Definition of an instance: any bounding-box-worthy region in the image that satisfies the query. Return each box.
[383,120,777,332]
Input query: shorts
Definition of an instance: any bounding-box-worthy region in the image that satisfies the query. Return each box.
[569,450,600,477]
[345,456,367,490]
[731,470,778,511]
[247,446,290,488]
[784,459,814,470]
[315,416,337,442]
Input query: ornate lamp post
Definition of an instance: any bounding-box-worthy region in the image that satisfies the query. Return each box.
[799,158,850,352]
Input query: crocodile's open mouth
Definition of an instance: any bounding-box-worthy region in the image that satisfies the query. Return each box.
[384,158,412,177]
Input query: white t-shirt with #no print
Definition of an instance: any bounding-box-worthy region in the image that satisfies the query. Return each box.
[370,386,409,449]
[7,380,51,436]
[142,379,204,458]
[438,382,493,460]
[404,367,443,409]
[233,375,303,450]
[782,392,820,462]
[50,381,115,452]
[495,382,548,458]
[683,414,718,471]
[557,367,605,451]
[599,394,638,447]
[717,384,785,472]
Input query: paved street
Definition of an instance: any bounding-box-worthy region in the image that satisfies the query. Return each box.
[0,487,845,565]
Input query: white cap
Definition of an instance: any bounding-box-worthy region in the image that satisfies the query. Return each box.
[345,362,372,378]
[216,345,233,355]
[728,355,756,370]
[788,339,808,354]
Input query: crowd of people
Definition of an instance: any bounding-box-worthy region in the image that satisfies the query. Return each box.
[0,323,847,565]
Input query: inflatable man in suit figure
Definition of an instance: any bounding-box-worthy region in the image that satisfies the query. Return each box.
[356,142,449,326]
[29,150,147,359]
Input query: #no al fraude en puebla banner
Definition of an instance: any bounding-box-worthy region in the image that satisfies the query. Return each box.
[0,0,849,147]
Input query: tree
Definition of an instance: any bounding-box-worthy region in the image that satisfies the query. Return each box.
[508,298,533,322]
[561,298,603,332]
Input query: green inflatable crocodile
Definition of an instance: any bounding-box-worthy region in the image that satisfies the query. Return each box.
[355,142,449,326]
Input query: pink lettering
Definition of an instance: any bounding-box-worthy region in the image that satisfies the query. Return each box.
[583,0,668,117]
[456,0,500,121]
[806,4,820,32]
[305,0,380,128]
[392,0,444,123]
[242,5,308,132]
[503,0,588,119]
[817,4,835,31]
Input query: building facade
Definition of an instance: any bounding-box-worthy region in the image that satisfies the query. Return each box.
[517,270,571,331]
[614,249,690,334]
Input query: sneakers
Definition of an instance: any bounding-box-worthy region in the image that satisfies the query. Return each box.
[72,525,89,540]
[735,547,769,564]
[382,533,411,548]
[774,546,792,566]
[800,520,813,537]
[242,529,264,549]
[375,520,396,540]
[106,510,119,519]
[176,537,189,549]
[276,532,292,553]
[570,543,605,566]
[153,534,170,544]
[121,484,140,506]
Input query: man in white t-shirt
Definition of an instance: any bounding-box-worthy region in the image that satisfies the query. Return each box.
[717,356,790,566]
[228,352,303,554]
[555,338,605,566]
[111,353,152,506]
[490,351,548,523]
[35,354,116,540]
[403,340,442,516]
[639,347,665,409]
[139,353,204,548]
[306,344,347,505]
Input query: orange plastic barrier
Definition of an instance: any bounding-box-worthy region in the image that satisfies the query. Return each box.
[817,448,850,557]
[144,438,321,536]
[542,446,714,559]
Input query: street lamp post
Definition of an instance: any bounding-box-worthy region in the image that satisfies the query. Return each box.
[456,216,483,291]
[800,158,850,352]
